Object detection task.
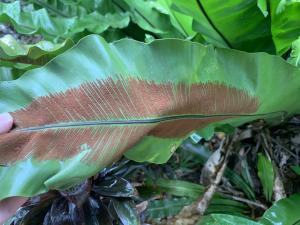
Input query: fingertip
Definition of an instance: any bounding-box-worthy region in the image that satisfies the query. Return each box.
[0,196,28,224]
[0,113,13,134]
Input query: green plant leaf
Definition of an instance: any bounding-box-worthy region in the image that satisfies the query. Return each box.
[257,153,274,202]
[92,177,135,198]
[0,1,129,41]
[111,199,140,225]
[257,0,268,17]
[139,178,248,216]
[197,214,261,225]
[156,0,195,37]
[1,35,300,200]
[182,142,255,199]
[83,197,114,225]
[0,66,23,81]
[140,179,205,199]
[26,0,192,40]
[172,0,274,53]
[288,37,300,68]
[0,34,73,68]
[118,0,185,38]
[270,0,300,54]
[224,166,256,200]
[145,197,194,220]
[207,198,248,216]
[291,165,300,175]
[260,194,300,225]
[29,0,88,17]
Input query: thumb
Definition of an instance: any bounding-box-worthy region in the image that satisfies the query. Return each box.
[0,197,28,224]
[0,113,13,134]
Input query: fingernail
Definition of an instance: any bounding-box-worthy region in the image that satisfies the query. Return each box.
[0,113,13,134]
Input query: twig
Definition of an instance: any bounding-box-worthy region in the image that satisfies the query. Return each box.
[197,156,228,215]
[197,130,238,215]
[270,136,298,159]
[221,193,268,210]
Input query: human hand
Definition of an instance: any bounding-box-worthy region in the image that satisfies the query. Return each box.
[0,113,28,224]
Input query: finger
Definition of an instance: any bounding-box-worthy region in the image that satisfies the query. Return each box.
[0,113,13,134]
[0,196,28,224]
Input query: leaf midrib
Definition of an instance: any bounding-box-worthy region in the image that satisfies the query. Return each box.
[18,112,285,132]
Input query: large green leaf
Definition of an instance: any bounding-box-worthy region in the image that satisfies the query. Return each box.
[3,0,192,42]
[0,1,129,41]
[0,35,300,200]
[270,0,300,55]
[0,34,73,69]
[156,0,195,37]
[29,0,88,17]
[172,0,275,53]
[119,0,187,38]
[260,194,300,225]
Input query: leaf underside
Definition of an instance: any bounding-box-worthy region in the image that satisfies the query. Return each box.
[0,78,258,165]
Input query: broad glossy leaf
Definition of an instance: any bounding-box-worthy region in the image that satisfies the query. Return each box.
[156,0,195,37]
[0,1,129,41]
[111,199,140,225]
[83,197,102,225]
[6,192,57,225]
[270,0,300,54]
[1,0,188,42]
[46,198,84,225]
[0,35,73,68]
[120,0,188,38]
[257,153,274,202]
[172,0,275,53]
[93,177,135,197]
[29,0,87,17]
[197,214,261,225]
[260,194,300,225]
[1,35,300,200]
[83,197,113,225]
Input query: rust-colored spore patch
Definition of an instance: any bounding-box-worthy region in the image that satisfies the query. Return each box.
[0,126,150,165]
[0,78,259,164]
